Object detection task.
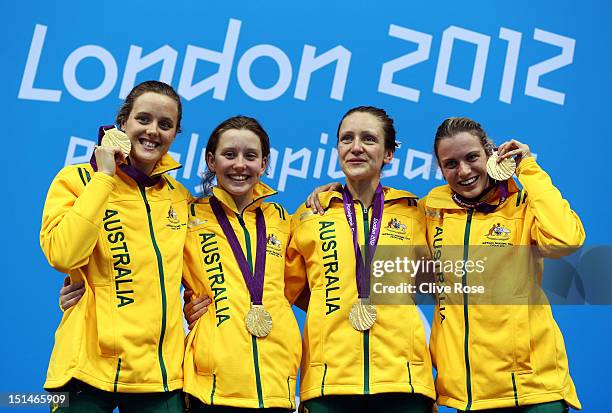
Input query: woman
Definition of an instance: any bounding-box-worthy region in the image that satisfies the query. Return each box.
[41,81,189,411]
[59,116,302,412]
[306,117,584,412]
[181,115,302,412]
[285,106,435,412]
[423,118,583,412]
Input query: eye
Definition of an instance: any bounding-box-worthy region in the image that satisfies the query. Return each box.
[339,134,353,143]
[159,120,174,131]
[136,114,151,124]
[363,135,378,143]
[467,153,479,162]
[223,151,236,159]
[444,160,457,169]
[245,152,258,161]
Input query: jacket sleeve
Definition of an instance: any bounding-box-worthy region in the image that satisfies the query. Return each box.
[284,212,307,305]
[517,157,586,256]
[40,167,115,273]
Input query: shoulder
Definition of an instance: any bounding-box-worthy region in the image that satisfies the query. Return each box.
[261,201,289,222]
[54,163,95,185]
[161,174,191,200]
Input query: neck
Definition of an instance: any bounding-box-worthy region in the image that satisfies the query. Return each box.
[130,158,155,177]
[346,178,379,207]
[233,191,254,213]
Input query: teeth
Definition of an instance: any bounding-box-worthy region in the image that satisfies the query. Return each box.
[230,175,248,181]
[460,176,477,185]
[139,139,159,149]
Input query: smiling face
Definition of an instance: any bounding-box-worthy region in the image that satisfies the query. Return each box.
[437,131,490,199]
[206,128,267,208]
[121,92,179,175]
[337,111,394,184]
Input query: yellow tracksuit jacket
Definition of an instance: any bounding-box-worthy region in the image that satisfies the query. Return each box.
[182,183,301,410]
[40,155,189,393]
[285,187,436,402]
[422,157,584,410]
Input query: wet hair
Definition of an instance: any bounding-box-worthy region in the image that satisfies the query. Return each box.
[434,117,494,162]
[337,106,397,153]
[201,115,271,196]
[116,80,183,133]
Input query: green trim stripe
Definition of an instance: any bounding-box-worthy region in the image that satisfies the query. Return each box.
[287,377,293,410]
[237,215,254,273]
[511,373,519,407]
[84,169,91,182]
[251,335,264,408]
[190,203,196,217]
[361,203,371,395]
[113,358,122,392]
[522,191,528,204]
[163,176,175,189]
[139,185,169,392]
[273,203,286,220]
[516,190,523,207]
[211,373,216,405]
[363,331,370,394]
[321,363,328,396]
[238,213,264,408]
[463,209,474,411]
[77,168,87,186]
[407,362,415,393]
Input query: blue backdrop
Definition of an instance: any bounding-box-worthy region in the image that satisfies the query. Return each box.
[3,1,610,411]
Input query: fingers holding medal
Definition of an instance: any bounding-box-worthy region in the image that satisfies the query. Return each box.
[101,128,131,158]
[486,152,516,181]
[96,128,131,176]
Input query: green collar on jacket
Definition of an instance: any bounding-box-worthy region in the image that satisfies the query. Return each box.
[211,182,278,214]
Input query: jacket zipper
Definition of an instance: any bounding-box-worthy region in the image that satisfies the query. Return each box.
[237,213,265,408]
[463,209,474,410]
[358,201,371,395]
[138,185,169,392]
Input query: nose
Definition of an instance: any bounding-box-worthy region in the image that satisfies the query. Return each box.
[146,122,160,137]
[458,161,471,178]
[233,154,247,170]
[350,137,364,153]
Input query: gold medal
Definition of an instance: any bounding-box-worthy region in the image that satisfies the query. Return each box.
[486,152,516,181]
[348,300,377,331]
[245,304,273,337]
[101,128,131,157]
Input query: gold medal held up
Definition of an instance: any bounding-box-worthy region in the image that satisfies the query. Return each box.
[245,304,273,337]
[486,152,516,181]
[101,128,131,158]
[349,300,377,331]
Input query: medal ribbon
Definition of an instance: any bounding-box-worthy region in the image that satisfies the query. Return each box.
[209,196,267,305]
[342,183,384,299]
[451,180,509,213]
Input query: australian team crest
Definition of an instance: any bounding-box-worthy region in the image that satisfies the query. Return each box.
[266,233,282,257]
[386,217,407,233]
[382,217,410,241]
[166,206,185,230]
[167,206,180,224]
[485,223,511,240]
